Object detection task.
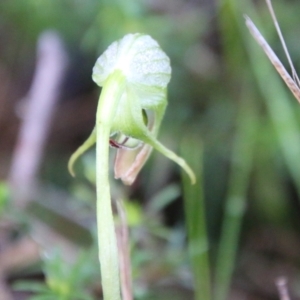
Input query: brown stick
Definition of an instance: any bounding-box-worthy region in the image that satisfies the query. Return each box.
[116,199,133,300]
[0,274,13,300]
[276,277,291,300]
[8,31,67,208]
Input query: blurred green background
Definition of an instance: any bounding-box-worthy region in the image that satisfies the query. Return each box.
[1,0,300,299]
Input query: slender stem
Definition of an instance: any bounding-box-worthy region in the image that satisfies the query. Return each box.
[96,71,126,300]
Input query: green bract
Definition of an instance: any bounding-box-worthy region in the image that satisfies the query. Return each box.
[69,33,196,184]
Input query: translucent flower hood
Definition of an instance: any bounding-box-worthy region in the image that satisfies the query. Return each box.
[69,33,195,185]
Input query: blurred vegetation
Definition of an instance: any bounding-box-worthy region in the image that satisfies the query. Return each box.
[1,0,300,299]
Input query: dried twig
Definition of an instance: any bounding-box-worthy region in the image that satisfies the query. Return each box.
[9,31,67,208]
[0,274,13,300]
[276,277,291,300]
[116,199,133,300]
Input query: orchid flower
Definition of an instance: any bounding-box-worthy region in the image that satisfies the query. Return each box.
[68,33,196,300]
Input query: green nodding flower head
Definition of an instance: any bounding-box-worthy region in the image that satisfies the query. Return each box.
[68,33,196,185]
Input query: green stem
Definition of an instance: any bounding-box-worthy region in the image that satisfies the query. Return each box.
[96,70,126,300]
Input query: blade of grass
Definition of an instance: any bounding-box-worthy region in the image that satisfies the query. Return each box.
[216,0,300,298]
[180,137,211,300]
[214,86,259,300]
[220,0,300,199]
[243,2,300,199]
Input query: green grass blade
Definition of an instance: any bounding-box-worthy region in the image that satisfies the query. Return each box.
[214,89,259,300]
[243,5,300,198]
[181,137,211,300]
